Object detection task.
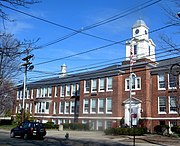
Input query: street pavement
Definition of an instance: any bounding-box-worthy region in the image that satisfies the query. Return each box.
[0,129,180,146]
[45,129,180,146]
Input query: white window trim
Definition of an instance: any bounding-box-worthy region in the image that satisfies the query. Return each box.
[90,99,96,114]
[158,96,167,114]
[169,96,178,114]
[107,77,113,91]
[60,85,65,97]
[70,101,75,114]
[98,78,105,92]
[157,74,166,90]
[98,98,104,114]
[91,79,97,93]
[168,74,177,90]
[54,86,58,97]
[125,76,141,91]
[83,99,89,114]
[66,85,71,97]
[71,84,76,96]
[53,102,56,114]
[48,87,52,97]
[106,97,112,114]
[64,101,69,114]
[31,89,34,99]
[84,80,90,93]
[59,102,64,114]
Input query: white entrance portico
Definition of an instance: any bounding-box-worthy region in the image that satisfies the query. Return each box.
[123,97,142,126]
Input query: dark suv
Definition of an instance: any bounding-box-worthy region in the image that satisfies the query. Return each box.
[10,121,46,139]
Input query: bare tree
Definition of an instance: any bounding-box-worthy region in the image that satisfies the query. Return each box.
[0,0,39,116]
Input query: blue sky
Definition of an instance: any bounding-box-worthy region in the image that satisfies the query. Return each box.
[1,0,179,83]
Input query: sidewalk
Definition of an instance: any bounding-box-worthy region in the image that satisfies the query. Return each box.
[45,129,180,146]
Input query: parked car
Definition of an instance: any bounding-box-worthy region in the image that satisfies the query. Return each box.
[10,121,46,139]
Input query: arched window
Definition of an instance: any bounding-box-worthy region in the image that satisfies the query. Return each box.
[125,73,141,91]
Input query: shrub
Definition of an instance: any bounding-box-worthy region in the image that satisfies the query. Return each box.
[63,123,89,131]
[171,126,180,134]
[154,125,169,134]
[44,122,55,129]
[104,127,147,136]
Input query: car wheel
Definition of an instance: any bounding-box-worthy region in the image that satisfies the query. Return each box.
[23,133,28,140]
[10,131,15,138]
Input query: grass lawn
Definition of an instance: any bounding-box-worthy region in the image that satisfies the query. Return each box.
[0,125,16,130]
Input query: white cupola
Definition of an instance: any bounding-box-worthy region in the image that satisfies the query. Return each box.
[59,63,67,77]
[126,19,156,62]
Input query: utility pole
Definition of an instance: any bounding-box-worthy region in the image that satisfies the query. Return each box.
[21,51,34,122]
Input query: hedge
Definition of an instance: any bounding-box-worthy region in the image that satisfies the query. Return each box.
[154,125,169,134]
[104,127,147,136]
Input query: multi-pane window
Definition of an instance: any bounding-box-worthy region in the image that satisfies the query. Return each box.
[125,74,141,90]
[169,74,177,89]
[169,96,177,113]
[158,74,165,89]
[70,101,75,114]
[134,45,137,55]
[65,102,69,114]
[107,77,113,91]
[53,102,57,114]
[66,85,70,96]
[99,78,105,91]
[106,98,112,113]
[59,102,64,114]
[35,102,49,114]
[37,88,41,98]
[90,99,96,113]
[71,84,76,96]
[30,89,34,99]
[84,80,90,93]
[98,98,104,113]
[27,90,30,99]
[91,79,97,92]
[54,86,58,97]
[60,85,65,97]
[83,99,89,113]
[48,87,52,97]
[158,96,166,114]
[77,83,80,95]
[29,103,32,114]
[41,88,45,97]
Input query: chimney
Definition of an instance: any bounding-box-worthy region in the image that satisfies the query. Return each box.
[60,64,67,77]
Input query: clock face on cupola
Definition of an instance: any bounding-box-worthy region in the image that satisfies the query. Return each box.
[132,19,149,40]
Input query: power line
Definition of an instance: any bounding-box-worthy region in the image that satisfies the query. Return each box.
[34,22,179,66]
[0,0,162,48]
[28,47,180,81]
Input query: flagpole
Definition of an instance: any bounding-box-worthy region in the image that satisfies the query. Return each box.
[129,44,133,128]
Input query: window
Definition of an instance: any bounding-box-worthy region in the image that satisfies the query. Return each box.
[99,78,105,92]
[77,83,80,95]
[70,101,75,114]
[106,98,112,113]
[158,74,165,90]
[91,79,97,92]
[84,80,90,93]
[45,88,48,97]
[158,96,166,114]
[106,120,112,129]
[41,88,45,97]
[169,96,177,113]
[27,90,30,99]
[65,102,69,114]
[125,74,141,90]
[71,84,76,96]
[97,120,103,131]
[60,85,65,97]
[53,102,57,114]
[148,46,151,56]
[25,103,29,112]
[37,88,41,98]
[83,99,89,113]
[59,102,64,114]
[31,89,34,99]
[66,85,70,96]
[48,87,52,97]
[98,98,104,113]
[90,99,96,113]
[29,103,32,114]
[169,74,177,89]
[107,77,113,91]
[35,102,49,114]
[134,45,137,55]
[54,86,58,97]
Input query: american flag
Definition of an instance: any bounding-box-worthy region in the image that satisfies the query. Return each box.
[130,45,134,66]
